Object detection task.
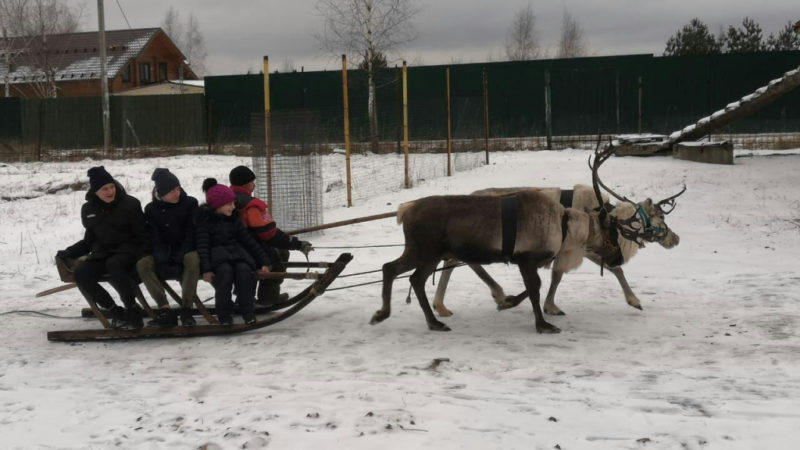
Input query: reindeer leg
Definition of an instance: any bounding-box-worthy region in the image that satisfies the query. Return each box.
[609,265,642,310]
[464,263,516,310]
[411,263,450,331]
[543,270,566,316]
[518,259,560,334]
[586,254,642,310]
[432,258,457,317]
[372,255,414,325]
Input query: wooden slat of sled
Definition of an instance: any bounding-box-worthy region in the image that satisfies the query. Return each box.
[47,253,354,342]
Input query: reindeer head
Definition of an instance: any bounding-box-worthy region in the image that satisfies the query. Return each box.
[589,142,685,251]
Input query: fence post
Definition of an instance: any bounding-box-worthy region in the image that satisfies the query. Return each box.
[637,76,642,134]
[341,54,352,207]
[615,71,620,132]
[445,66,452,176]
[545,69,552,150]
[37,100,44,161]
[482,67,490,165]
[263,56,272,208]
[402,61,410,189]
[207,99,214,154]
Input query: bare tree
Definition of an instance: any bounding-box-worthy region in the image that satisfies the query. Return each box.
[505,4,539,61]
[315,0,418,152]
[557,10,587,58]
[161,6,207,76]
[0,0,82,97]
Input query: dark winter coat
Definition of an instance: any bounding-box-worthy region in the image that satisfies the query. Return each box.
[195,205,271,274]
[144,189,198,261]
[64,182,149,261]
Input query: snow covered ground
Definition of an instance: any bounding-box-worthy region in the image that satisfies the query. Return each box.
[1,149,799,449]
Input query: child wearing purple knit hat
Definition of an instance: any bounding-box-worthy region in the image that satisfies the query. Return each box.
[196,178,271,325]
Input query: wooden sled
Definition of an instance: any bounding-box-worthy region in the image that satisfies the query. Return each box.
[47,253,353,342]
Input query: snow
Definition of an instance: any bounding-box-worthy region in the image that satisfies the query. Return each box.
[675,140,725,147]
[2,149,800,449]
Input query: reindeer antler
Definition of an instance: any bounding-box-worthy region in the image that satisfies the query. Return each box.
[655,184,687,215]
[588,137,634,212]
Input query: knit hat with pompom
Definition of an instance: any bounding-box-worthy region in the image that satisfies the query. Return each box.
[202,178,236,209]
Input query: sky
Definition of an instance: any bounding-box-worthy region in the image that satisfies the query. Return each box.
[70,0,800,76]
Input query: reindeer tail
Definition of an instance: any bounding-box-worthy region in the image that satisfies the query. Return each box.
[396,201,416,225]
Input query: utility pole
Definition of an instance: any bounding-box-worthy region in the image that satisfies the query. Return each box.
[97,0,111,151]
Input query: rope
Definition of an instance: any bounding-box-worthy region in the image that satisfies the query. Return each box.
[327,263,467,292]
[337,268,384,278]
[0,310,82,319]
[314,244,404,249]
[327,273,412,291]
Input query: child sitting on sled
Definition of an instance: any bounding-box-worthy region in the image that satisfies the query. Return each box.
[196,178,271,325]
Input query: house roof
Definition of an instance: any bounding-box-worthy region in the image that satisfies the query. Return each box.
[0,28,190,84]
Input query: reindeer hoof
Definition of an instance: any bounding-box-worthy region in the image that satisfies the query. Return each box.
[497,294,526,311]
[428,321,451,332]
[536,322,561,334]
[544,308,566,316]
[370,310,390,325]
[434,306,453,317]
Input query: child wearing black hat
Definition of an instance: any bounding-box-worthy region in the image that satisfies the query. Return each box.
[136,168,200,327]
[228,165,313,306]
[56,166,149,330]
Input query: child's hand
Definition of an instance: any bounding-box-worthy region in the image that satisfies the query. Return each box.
[257,266,270,277]
[202,272,214,283]
[298,241,313,256]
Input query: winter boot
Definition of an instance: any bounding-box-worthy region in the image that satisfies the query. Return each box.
[217,315,234,326]
[113,305,144,330]
[108,305,126,326]
[147,308,178,328]
[243,312,257,325]
[256,281,289,306]
[179,307,196,327]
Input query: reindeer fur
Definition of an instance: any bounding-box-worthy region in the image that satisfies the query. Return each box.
[373,191,621,334]
[432,185,679,318]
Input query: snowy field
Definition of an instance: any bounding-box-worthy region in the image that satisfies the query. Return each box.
[1,149,799,449]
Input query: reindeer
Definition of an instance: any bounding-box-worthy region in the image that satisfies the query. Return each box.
[431,180,684,317]
[372,146,646,333]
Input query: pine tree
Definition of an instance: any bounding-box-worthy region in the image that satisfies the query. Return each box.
[721,17,765,53]
[765,21,800,51]
[664,18,721,56]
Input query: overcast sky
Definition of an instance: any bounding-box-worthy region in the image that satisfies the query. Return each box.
[70,0,799,76]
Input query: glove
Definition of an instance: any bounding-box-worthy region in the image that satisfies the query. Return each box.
[55,250,70,261]
[299,241,313,256]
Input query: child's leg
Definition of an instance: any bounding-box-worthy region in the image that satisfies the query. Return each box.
[136,255,169,308]
[180,251,201,308]
[233,261,256,317]
[213,262,235,320]
[73,258,118,310]
[105,253,139,309]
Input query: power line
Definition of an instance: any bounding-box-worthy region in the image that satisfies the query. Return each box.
[115,0,132,29]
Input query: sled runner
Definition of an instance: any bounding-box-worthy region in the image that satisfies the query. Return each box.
[47,253,353,342]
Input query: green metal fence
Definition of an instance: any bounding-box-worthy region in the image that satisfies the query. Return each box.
[0,94,207,161]
[205,51,800,147]
[1,51,799,162]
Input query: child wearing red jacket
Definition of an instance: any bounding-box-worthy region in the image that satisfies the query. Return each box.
[228,165,312,306]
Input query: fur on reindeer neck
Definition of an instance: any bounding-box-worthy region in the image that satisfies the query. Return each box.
[609,202,640,264]
[552,208,591,274]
